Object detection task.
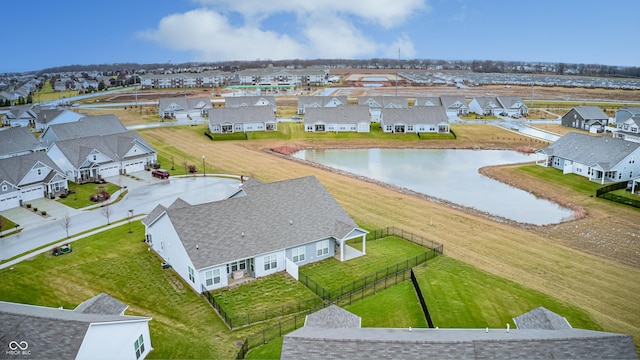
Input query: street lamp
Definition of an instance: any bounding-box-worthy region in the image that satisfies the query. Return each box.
[128,209,134,233]
[202,155,205,177]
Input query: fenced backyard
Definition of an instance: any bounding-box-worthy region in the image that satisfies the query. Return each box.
[596,181,640,208]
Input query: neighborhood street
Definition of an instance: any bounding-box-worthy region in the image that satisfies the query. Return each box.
[0,173,241,265]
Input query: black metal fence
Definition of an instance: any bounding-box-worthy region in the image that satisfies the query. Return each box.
[410,269,434,328]
[596,181,640,208]
[366,226,444,255]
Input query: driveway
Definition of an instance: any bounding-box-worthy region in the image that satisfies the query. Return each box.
[0,172,241,262]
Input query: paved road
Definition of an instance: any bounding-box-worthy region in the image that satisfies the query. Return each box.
[0,173,241,263]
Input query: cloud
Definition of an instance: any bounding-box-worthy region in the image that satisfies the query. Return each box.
[139,1,427,61]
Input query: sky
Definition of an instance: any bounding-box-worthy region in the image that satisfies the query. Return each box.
[3,0,638,73]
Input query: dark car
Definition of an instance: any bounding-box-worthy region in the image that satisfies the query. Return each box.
[152,169,170,179]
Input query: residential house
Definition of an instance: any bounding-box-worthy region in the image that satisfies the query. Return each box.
[380,106,450,134]
[34,107,84,132]
[0,152,68,210]
[140,70,228,89]
[157,97,212,120]
[304,106,370,133]
[2,105,37,127]
[142,176,368,293]
[297,96,348,115]
[225,96,277,113]
[0,127,43,159]
[357,96,408,122]
[46,132,157,182]
[613,106,640,143]
[414,96,469,116]
[280,306,637,360]
[468,96,528,117]
[0,293,152,360]
[40,114,128,147]
[536,132,640,184]
[208,106,277,134]
[561,105,609,132]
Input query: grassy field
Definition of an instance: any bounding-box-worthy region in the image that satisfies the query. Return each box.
[300,236,428,292]
[134,124,640,351]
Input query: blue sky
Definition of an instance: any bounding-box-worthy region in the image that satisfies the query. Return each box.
[3,0,638,73]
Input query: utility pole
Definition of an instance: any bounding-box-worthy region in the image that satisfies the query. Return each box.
[395,48,400,97]
[530,74,534,107]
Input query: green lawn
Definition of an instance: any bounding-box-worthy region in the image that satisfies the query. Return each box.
[300,236,429,293]
[210,272,322,326]
[414,256,601,330]
[516,164,602,196]
[56,182,121,209]
[246,337,283,360]
[0,216,18,237]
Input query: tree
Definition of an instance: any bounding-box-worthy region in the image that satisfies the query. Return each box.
[60,212,71,238]
[102,205,113,225]
[98,80,106,91]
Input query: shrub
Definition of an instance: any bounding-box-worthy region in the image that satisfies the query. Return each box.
[41,211,47,216]
[26,204,32,208]
[33,207,38,212]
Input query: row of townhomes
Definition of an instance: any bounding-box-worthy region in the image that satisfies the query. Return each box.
[143,176,369,293]
[0,293,152,359]
[0,113,157,211]
[140,65,329,89]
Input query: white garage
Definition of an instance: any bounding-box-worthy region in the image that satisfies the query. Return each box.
[21,185,45,202]
[0,192,21,211]
[124,160,146,173]
[100,164,120,178]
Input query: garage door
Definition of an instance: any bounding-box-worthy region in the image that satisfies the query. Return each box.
[22,185,44,202]
[125,161,145,173]
[0,193,20,211]
[100,165,120,178]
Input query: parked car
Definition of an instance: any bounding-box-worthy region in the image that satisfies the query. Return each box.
[152,169,170,179]
[52,244,72,256]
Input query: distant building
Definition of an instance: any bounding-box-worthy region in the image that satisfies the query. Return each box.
[613,106,640,143]
[561,105,609,132]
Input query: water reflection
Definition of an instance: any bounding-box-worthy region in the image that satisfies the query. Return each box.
[294,149,574,225]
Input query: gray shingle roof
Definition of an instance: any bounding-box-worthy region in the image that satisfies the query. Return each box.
[298,96,348,108]
[0,127,39,156]
[357,96,408,108]
[0,152,64,186]
[158,176,359,269]
[513,307,572,330]
[209,106,275,125]
[52,132,155,167]
[497,96,526,109]
[472,97,501,109]
[45,114,127,141]
[304,106,370,125]
[73,293,128,315]
[158,97,212,112]
[571,105,608,120]
[0,300,149,360]
[539,132,639,170]
[619,106,640,117]
[224,96,276,108]
[440,95,468,110]
[382,106,449,126]
[413,97,442,107]
[304,305,361,328]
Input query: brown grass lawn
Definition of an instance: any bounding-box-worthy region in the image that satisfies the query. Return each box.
[528,123,594,136]
[138,124,640,349]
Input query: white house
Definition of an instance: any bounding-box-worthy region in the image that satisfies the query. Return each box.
[157,97,212,120]
[208,106,277,134]
[357,96,408,122]
[380,106,450,134]
[142,176,368,293]
[536,132,640,184]
[0,152,68,210]
[46,132,157,182]
[468,96,527,117]
[297,96,348,114]
[0,293,152,360]
[2,105,37,127]
[613,106,640,143]
[225,96,277,113]
[39,114,128,147]
[304,106,370,133]
[414,96,469,116]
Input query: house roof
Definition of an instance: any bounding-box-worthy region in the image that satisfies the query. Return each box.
[471,97,501,109]
[0,152,65,186]
[304,106,370,125]
[51,132,155,167]
[224,96,276,108]
[513,307,572,330]
[154,176,360,269]
[0,300,150,360]
[539,132,640,170]
[298,96,347,108]
[569,105,608,120]
[44,114,128,141]
[440,95,468,109]
[281,307,637,360]
[382,106,449,126]
[357,96,408,108]
[618,106,640,117]
[413,97,442,107]
[304,305,361,329]
[0,127,39,156]
[209,106,275,125]
[497,96,526,109]
[73,293,128,315]
[158,97,212,112]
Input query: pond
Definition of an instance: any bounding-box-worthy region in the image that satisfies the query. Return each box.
[293,148,574,225]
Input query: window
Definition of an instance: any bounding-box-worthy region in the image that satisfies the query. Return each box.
[264,255,277,271]
[134,334,145,359]
[1,185,6,191]
[188,266,195,283]
[292,246,306,263]
[93,155,97,161]
[407,125,414,132]
[316,240,330,257]
[205,269,220,286]
[37,169,42,176]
